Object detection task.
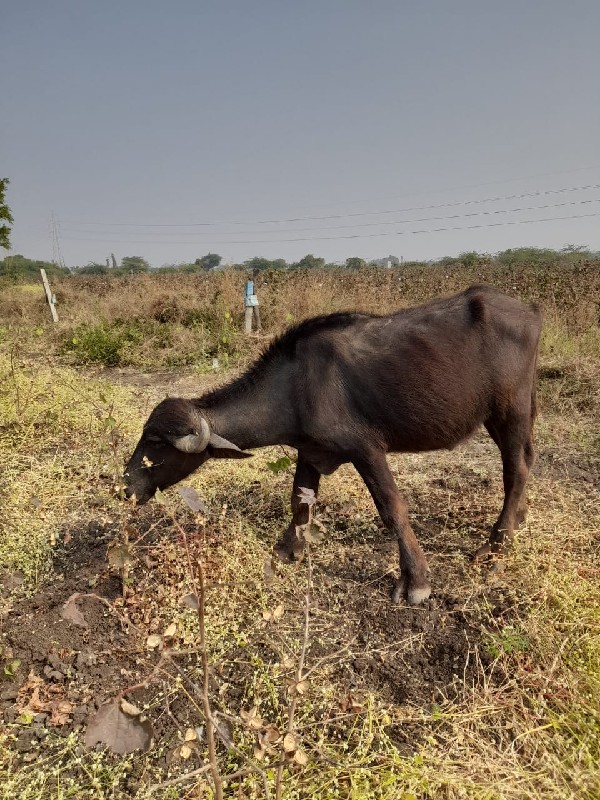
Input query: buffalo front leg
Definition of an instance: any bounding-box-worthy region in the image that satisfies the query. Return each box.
[353,451,431,605]
[273,455,321,563]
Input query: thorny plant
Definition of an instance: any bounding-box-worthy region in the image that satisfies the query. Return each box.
[66,483,326,799]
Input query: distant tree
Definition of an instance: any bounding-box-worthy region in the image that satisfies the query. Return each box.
[76,262,110,275]
[437,255,460,267]
[370,255,400,267]
[293,254,325,270]
[243,256,287,271]
[561,244,589,254]
[194,252,222,271]
[0,253,70,281]
[495,247,559,268]
[121,255,150,273]
[457,251,485,268]
[345,257,367,269]
[1,178,14,250]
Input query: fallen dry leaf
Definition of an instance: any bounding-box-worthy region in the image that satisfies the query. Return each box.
[85,700,153,754]
[241,706,265,730]
[180,593,199,610]
[51,700,73,726]
[184,727,197,742]
[60,594,87,628]
[120,699,142,717]
[163,622,177,639]
[180,743,193,760]
[27,686,48,713]
[107,544,133,569]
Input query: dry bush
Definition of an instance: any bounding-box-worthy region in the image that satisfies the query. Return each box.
[3,263,598,408]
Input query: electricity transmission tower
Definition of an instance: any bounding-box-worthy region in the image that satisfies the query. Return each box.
[49,212,66,269]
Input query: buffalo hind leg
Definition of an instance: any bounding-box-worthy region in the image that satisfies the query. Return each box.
[475,413,534,561]
[354,450,431,605]
[273,455,321,563]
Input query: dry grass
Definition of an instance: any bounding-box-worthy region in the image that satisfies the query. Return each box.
[1,261,599,371]
[0,267,599,799]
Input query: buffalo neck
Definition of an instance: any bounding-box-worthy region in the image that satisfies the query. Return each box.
[193,358,296,451]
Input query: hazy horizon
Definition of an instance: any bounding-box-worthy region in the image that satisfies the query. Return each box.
[2,1,600,268]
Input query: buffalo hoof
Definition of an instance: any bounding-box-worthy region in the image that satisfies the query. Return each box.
[473,536,509,562]
[472,541,511,580]
[273,528,305,563]
[392,575,431,605]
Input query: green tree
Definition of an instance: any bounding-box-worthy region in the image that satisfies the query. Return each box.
[76,262,110,275]
[437,255,460,267]
[457,251,485,268]
[194,252,222,271]
[0,254,69,281]
[243,256,287,271]
[495,247,559,268]
[1,178,14,250]
[345,257,367,269]
[121,255,150,273]
[294,254,325,270]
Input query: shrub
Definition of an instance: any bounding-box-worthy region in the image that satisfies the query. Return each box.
[62,322,145,367]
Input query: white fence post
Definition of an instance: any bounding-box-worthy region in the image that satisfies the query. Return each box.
[40,269,59,323]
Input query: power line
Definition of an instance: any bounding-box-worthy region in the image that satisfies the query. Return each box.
[251,162,600,212]
[58,182,600,228]
[59,197,600,238]
[59,210,600,246]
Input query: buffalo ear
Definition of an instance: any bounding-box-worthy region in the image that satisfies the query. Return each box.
[208,432,252,459]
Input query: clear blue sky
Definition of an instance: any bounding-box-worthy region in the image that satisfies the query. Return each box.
[2,1,600,267]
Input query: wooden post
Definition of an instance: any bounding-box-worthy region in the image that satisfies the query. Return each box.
[244,306,253,334]
[244,277,261,334]
[40,269,59,323]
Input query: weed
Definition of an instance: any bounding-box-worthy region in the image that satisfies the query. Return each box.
[483,625,530,658]
[61,322,145,367]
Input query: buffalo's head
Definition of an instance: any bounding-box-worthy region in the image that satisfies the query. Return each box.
[124,398,250,504]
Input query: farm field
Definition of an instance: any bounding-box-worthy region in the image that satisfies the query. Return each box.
[1,264,599,799]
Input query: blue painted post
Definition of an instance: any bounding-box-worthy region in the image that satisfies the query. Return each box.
[244,277,261,333]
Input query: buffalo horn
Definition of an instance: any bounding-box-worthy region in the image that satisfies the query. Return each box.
[172,417,211,453]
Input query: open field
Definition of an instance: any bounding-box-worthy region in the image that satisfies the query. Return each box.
[1,265,599,799]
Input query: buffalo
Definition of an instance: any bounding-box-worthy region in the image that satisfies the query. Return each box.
[124,285,542,604]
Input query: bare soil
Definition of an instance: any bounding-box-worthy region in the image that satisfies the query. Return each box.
[1,509,512,759]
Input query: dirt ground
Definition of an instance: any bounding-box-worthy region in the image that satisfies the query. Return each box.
[1,500,515,789]
[1,366,598,798]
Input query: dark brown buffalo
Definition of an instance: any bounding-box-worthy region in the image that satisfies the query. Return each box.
[124,285,542,604]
